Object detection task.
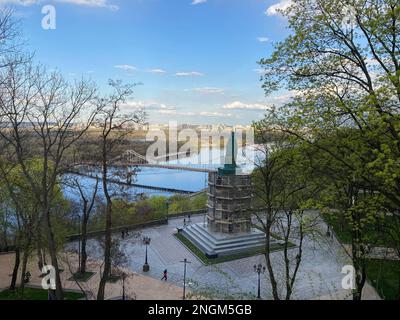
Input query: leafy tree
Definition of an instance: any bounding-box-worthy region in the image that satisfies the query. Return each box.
[252,133,320,300]
[0,55,99,299]
[259,0,400,299]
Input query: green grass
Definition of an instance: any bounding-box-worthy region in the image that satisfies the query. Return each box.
[174,232,287,265]
[322,213,396,246]
[323,214,400,300]
[0,287,85,300]
[67,271,96,282]
[365,259,400,300]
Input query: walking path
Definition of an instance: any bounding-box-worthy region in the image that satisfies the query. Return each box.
[0,252,183,300]
[0,214,382,300]
[77,215,381,300]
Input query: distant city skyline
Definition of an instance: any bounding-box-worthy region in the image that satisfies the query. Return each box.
[3,0,293,125]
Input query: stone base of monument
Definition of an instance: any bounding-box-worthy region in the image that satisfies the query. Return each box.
[181,223,276,259]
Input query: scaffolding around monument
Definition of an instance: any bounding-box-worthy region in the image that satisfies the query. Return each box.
[207,172,252,234]
[180,132,274,259]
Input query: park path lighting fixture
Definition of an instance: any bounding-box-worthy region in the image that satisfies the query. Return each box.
[180,258,191,300]
[142,236,151,272]
[254,263,266,299]
[122,272,127,300]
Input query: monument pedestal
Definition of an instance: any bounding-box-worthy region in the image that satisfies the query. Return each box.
[178,132,276,259]
[181,223,274,258]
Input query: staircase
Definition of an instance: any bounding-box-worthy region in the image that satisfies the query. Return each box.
[181,223,276,258]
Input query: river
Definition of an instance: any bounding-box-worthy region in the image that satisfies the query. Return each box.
[62,145,261,202]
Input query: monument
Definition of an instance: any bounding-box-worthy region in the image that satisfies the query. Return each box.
[181,132,271,258]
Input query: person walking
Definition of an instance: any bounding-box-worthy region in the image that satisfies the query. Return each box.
[161,269,168,281]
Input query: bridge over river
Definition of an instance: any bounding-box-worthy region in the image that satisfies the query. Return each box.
[68,149,216,195]
[69,170,198,195]
[114,150,217,173]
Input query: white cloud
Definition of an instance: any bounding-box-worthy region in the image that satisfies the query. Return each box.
[200,111,232,117]
[0,0,119,10]
[254,68,266,75]
[175,71,204,77]
[266,0,292,16]
[268,92,295,104]
[123,101,232,118]
[114,64,137,73]
[223,101,268,111]
[158,109,196,116]
[191,87,224,94]
[57,0,118,10]
[146,68,166,74]
[257,37,270,43]
[191,0,206,5]
[0,0,39,5]
[121,100,175,111]
[158,110,232,118]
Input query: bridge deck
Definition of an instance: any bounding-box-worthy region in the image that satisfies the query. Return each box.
[67,171,196,194]
[129,163,216,173]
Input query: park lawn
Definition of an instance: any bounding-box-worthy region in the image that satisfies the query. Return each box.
[323,213,400,299]
[322,213,396,246]
[365,259,400,300]
[174,232,288,265]
[68,271,96,282]
[0,287,85,300]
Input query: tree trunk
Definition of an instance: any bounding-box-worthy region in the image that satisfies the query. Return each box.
[97,157,112,300]
[397,270,400,300]
[2,225,8,250]
[37,246,44,273]
[264,218,280,300]
[80,214,88,275]
[44,210,64,300]
[9,248,20,291]
[97,205,112,299]
[19,248,29,292]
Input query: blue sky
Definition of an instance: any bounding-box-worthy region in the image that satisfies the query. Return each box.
[3,0,292,125]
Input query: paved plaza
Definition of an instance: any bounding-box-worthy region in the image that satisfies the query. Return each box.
[80,214,380,300]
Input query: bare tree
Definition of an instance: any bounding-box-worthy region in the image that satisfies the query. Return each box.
[0,57,99,299]
[95,80,145,300]
[68,176,99,275]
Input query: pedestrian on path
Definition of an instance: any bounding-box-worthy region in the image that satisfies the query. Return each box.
[161,269,168,281]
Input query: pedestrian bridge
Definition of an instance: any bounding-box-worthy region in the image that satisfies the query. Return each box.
[113,150,217,173]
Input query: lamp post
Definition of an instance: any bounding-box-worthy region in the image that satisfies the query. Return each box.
[142,236,151,272]
[122,272,127,300]
[180,258,191,300]
[254,264,266,299]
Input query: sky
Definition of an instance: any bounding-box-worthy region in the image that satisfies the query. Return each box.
[1,0,293,125]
